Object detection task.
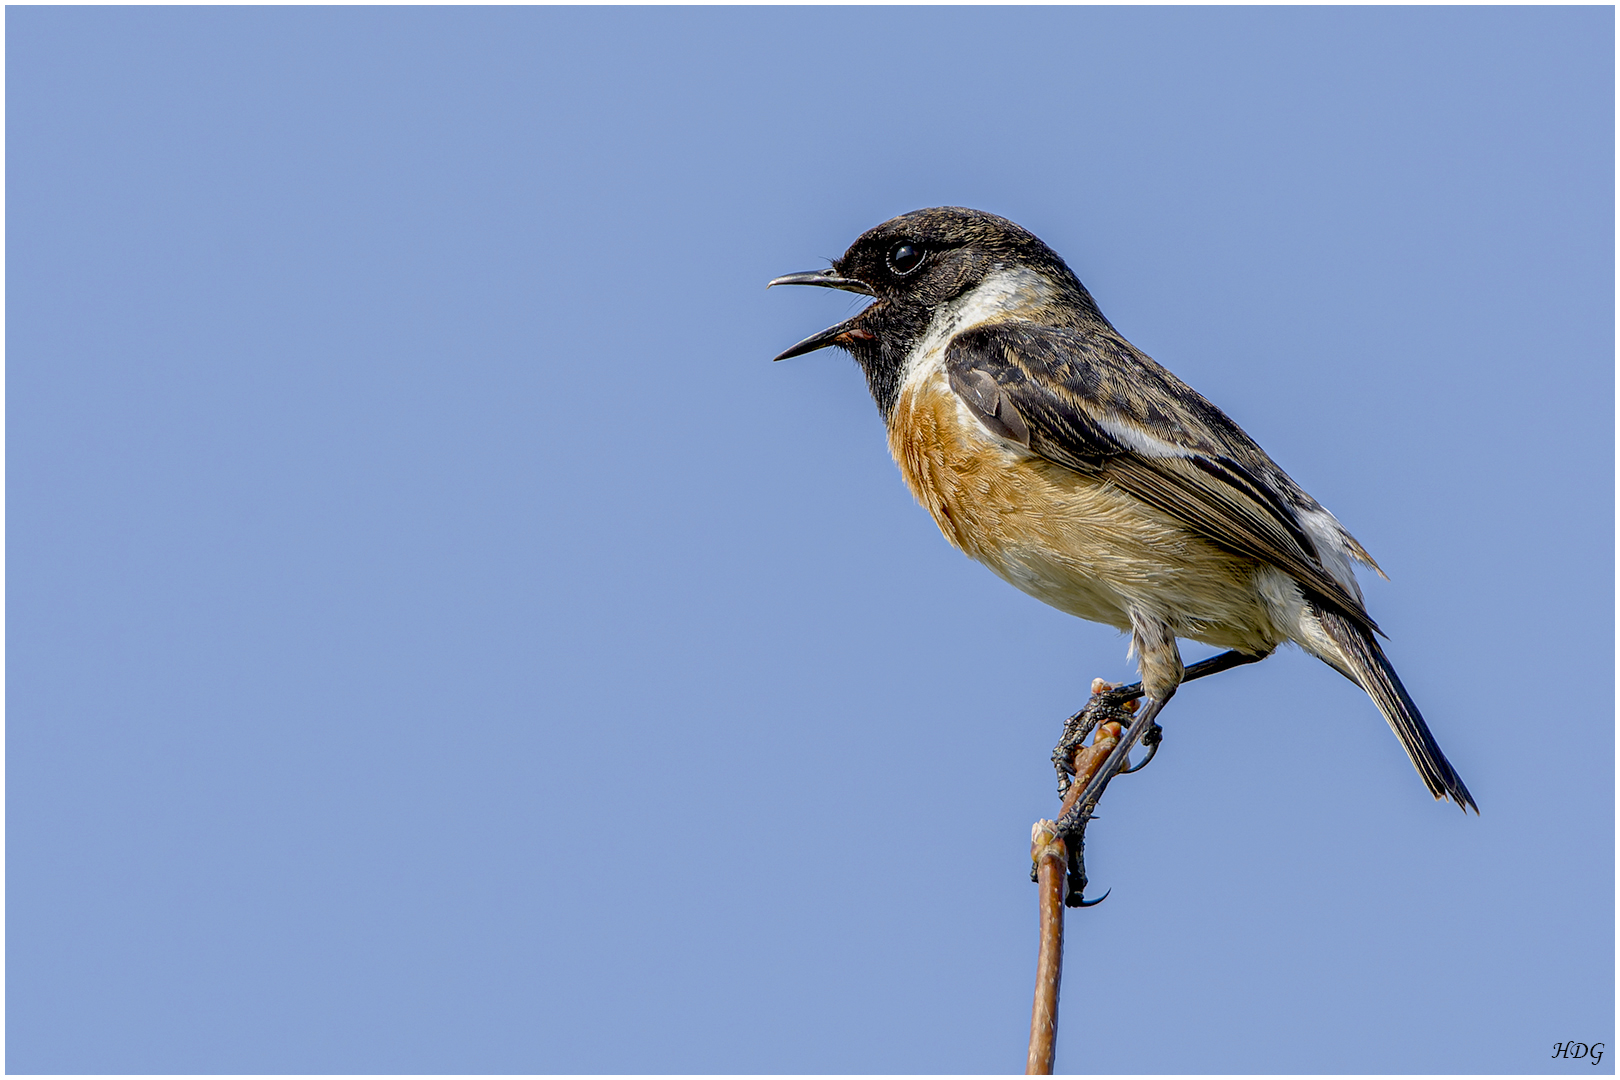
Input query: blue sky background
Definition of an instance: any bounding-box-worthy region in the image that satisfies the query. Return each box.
[8,6,1613,1074]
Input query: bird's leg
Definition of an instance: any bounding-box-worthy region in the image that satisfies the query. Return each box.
[1097,648,1270,705]
[1054,691,1173,839]
[1047,637,1271,898]
[1097,648,1269,776]
[1053,648,1270,795]
[1055,612,1182,836]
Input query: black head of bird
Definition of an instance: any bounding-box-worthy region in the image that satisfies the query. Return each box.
[769,207,1112,418]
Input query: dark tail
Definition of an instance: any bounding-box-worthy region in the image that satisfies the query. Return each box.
[1315,605,1477,812]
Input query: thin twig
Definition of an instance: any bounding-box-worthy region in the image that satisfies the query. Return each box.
[1026,710,1123,1075]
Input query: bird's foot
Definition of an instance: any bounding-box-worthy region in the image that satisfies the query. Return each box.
[1053,693,1169,842]
[1053,678,1138,798]
[1117,719,1163,774]
[1062,825,1112,907]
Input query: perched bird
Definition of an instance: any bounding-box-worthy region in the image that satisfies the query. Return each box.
[769,207,1474,817]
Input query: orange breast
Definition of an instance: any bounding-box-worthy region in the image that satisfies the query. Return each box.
[889,374,1025,562]
[886,370,1280,651]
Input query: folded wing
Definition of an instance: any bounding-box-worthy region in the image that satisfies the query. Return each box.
[944,321,1377,633]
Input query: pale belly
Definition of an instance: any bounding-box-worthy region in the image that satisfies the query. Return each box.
[888,373,1288,656]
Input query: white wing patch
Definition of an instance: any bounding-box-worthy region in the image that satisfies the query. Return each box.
[1092,414,1195,460]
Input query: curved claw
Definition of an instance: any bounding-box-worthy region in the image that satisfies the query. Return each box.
[1073,887,1112,908]
[1118,730,1161,774]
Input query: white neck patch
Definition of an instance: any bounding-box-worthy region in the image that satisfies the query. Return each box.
[902,266,1059,390]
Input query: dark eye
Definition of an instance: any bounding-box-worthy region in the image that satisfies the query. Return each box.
[888,242,925,275]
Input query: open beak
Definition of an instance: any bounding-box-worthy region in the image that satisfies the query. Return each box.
[770,317,867,361]
[766,268,875,296]
[768,268,876,361]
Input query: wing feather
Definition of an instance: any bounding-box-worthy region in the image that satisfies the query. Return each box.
[945,321,1378,632]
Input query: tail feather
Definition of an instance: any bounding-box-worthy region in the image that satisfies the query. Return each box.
[1315,604,1477,812]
